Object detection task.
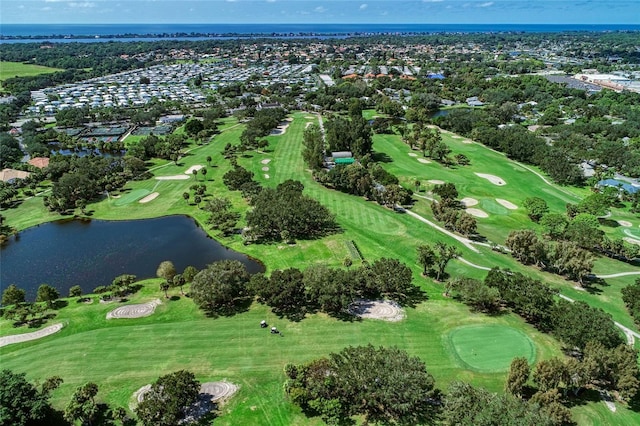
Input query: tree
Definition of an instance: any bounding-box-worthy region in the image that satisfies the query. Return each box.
[621,279,640,327]
[446,277,500,312]
[533,358,567,392]
[171,273,186,295]
[416,244,436,276]
[343,257,352,268]
[551,300,624,350]
[505,357,530,398]
[523,197,549,222]
[204,196,240,236]
[184,118,204,137]
[285,345,439,425]
[182,265,198,283]
[64,382,99,426]
[156,260,177,283]
[190,260,250,314]
[0,369,58,426]
[200,167,207,181]
[505,229,545,265]
[69,285,83,298]
[432,182,458,206]
[434,241,460,281]
[206,155,212,166]
[135,370,200,426]
[254,268,307,320]
[182,192,190,203]
[160,281,170,299]
[564,213,603,249]
[2,284,25,306]
[539,213,568,239]
[36,284,59,308]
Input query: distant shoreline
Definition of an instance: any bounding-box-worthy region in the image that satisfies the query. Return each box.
[2,23,639,42]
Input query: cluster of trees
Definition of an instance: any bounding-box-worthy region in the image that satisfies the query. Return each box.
[0,368,205,426]
[250,257,416,320]
[314,162,413,209]
[416,241,461,281]
[285,345,565,426]
[1,283,61,327]
[0,133,23,169]
[406,122,452,163]
[126,133,187,162]
[189,256,416,319]
[324,102,373,157]
[238,107,287,151]
[244,180,338,242]
[430,182,478,236]
[622,279,640,328]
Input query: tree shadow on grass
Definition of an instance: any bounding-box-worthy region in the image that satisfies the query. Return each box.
[581,277,608,295]
[562,388,604,409]
[598,218,620,228]
[401,286,429,309]
[204,297,252,318]
[371,152,393,163]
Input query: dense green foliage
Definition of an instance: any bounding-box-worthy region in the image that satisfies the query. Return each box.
[621,279,640,328]
[135,370,200,426]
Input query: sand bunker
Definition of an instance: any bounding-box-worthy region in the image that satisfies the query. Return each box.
[261,159,271,165]
[0,323,64,347]
[305,122,313,128]
[475,173,506,186]
[496,198,518,210]
[106,299,161,319]
[271,118,293,135]
[624,237,640,246]
[452,135,462,139]
[466,208,489,218]
[264,174,270,179]
[408,152,418,157]
[618,220,633,227]
[428,180,445,185]
[417,158,431,164]
[184,165,204,175]
[460,197,479,207]
[156,175,190,180]
[139,192,159,203]
[305,116,315,119]
[348,300,405,322]
[134,385,152,404]
[200,381,238,402]
[261,166,269,172]
[463,139,474,144]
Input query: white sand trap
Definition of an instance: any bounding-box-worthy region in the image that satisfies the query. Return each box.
[0,323,64,347]
[200,381,238,402]
[261,159,271,164]
[461,197,479,207]
[305,116,315,119]
[408,152,418,157]
[496,198,518,210]
[618,220,632,227]
[466,208,489,218]
[417,158,431,164]
[428,179,445,185]
[264,174,270,179]
[452,135,462,139]
[184,165,204,175]
[624,237,640,246]
[305,122,313,128]
[156,175,190,180]
[475,173,506,186]
[261,166,269,172]
[348,299,405,322]
[134,384,152,404]
[106,299,161,319]
[463,139,474,144]
[139,192,159,203]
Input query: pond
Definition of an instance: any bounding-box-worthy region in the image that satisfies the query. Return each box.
[0,216,264,300]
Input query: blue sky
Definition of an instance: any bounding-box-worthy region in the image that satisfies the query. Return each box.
[2,0,639,25]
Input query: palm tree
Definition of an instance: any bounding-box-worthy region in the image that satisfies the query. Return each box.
[201,167,207,181]
[160,281,170,298]
[182,192,190,203]
[192,169,198,180]
[206,155,212,166]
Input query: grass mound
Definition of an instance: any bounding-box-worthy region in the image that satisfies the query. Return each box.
[447,325,535,372]
[114,189,151,206]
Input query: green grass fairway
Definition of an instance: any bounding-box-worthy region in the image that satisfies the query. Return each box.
[113,189,151,206]
[623,227,640,239]
[0,61,63,81]
[447,325,535,372]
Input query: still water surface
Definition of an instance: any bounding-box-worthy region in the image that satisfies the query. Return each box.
[0,216,263,300]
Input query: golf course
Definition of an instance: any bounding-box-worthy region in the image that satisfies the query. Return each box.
[1,111,639,425]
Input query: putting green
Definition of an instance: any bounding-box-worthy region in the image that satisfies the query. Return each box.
[113,189,151,206]
[480,199,509,215]
[447,325,535,372]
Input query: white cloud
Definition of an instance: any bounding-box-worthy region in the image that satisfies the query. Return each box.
[314,6,327,13]
[478,1,494,7]
[359,3,367,10]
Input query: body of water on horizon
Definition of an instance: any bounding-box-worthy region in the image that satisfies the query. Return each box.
[2,23,639,43]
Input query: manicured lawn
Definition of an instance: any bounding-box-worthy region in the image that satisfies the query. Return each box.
[447,325,536,372]
[0,61,64,81]
[1,112,639,425]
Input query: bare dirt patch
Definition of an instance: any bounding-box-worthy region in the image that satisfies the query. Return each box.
[139,192,159,203]
[184,165,204,175]
[428,179,445,185]
[417,158,431,164]
[466,208,489,218]
[475,173,506,186]
[460,197,479,207]
[348,299,405,322]
[156,175,190,180]
[260,159,271,165]
[496,198,518,210]
[618,220,633,227]
[106,299,161,319]
[0,323,64,347]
